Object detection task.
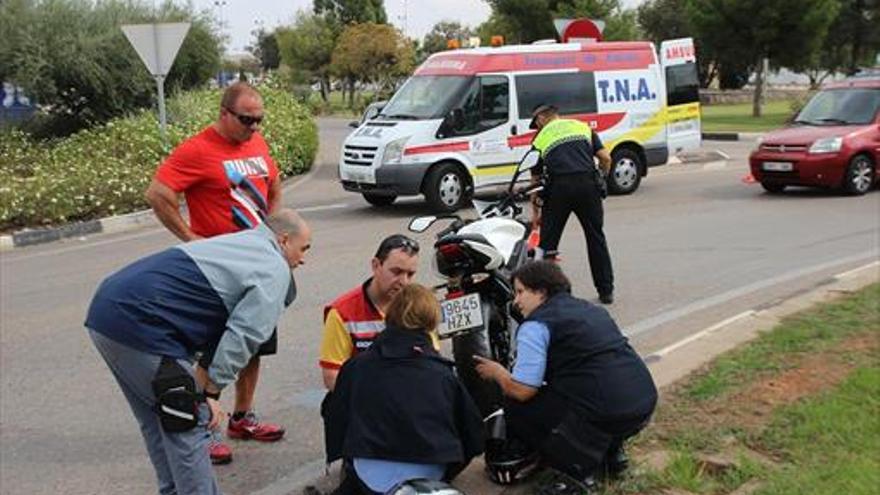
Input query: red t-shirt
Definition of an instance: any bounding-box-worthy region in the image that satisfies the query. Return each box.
[155,126,279,238]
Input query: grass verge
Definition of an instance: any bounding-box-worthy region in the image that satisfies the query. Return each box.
[701,100,799,133]
[597,283,879,495]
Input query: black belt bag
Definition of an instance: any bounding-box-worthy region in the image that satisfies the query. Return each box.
[152,357,202,432]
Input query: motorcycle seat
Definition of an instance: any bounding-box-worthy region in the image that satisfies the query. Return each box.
[435,232,492,247]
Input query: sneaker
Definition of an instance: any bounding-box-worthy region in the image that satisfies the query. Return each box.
[209,433,233,465]
[227,411,286,442]
[599,292,614,305]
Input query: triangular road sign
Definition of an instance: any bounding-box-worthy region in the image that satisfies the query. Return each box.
[121,23,190,76]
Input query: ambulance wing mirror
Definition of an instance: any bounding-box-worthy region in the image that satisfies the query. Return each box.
[409,216,438,233]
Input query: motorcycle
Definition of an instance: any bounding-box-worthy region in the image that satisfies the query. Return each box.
[408,150,542,416]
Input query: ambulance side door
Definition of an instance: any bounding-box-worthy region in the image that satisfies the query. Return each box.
[445,74,519,187]
[660,38,702,154]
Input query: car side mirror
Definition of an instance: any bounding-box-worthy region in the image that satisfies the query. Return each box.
[348,121,359,128]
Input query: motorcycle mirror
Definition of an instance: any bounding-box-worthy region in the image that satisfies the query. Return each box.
[409,216,437,233]
[518,150,540,172]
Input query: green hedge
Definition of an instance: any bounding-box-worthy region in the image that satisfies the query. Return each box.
[0,86,318,231]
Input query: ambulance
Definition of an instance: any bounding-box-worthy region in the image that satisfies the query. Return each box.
[339,38,701,211]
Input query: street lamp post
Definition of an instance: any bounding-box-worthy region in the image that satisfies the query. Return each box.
[214,0,227,86]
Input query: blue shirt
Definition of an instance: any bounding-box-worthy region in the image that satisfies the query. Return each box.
[512,320,550,387]
[353,458,445,492]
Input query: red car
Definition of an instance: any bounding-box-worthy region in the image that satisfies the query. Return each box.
[749,76,880,195]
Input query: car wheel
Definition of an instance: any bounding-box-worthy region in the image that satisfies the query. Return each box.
[424,163,470,212]
[362,193,397,207]
[608,148,643,195]
[843,154,875,196]
[761,182,786,194]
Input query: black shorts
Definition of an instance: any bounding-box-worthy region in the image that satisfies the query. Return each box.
[198,328,278,369]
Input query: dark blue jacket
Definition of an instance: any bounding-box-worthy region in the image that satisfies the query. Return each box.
[524,293,657,420]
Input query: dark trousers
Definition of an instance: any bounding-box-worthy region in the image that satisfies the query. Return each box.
[539,174,614,295]
[505,388,650,481]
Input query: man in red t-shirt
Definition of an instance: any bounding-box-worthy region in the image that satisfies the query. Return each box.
[145,82,284,465]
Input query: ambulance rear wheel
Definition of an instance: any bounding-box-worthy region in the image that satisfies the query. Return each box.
[424,163,470,212]
[608,148,643,195]
[362,193,397,207]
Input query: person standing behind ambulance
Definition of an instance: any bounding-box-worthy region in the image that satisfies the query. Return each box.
[144,81,285,464]
[529,104,615,305]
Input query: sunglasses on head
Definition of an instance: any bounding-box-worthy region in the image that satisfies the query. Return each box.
[376,235,420,259]
[386,236,420,253]
[225,107,264,127]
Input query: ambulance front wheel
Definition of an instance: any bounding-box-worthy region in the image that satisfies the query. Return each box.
[424,163,471,212]
[608,148,643,195]
[362,192,397,207]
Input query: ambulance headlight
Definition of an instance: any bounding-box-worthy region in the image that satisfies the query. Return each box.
[383,137,410,165]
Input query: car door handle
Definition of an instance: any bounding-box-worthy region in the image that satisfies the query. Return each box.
[510,124,518,136]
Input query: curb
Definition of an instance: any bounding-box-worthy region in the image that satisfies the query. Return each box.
[0,209,159,251]
[0,162,320,252]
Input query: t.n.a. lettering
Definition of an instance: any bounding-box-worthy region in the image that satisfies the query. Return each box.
[354,127,384,138]
[597,77,656,103]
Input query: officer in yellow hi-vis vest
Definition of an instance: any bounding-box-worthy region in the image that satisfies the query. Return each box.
[529,104,615,304]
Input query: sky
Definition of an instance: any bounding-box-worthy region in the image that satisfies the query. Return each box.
[188,0,646,54]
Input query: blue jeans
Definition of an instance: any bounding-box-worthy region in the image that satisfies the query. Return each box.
[89,329,220,495]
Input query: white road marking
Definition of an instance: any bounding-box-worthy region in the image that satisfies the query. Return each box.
[646,310,755,360]
[624,252,879,338]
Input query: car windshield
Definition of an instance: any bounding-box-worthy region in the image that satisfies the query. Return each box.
[795,87,880,125]
[378,75,471,120]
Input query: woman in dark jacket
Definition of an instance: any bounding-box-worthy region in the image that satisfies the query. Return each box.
[475,261,657,493]
[325,284,484,494]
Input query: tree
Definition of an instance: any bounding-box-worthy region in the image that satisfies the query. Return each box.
[422,21,474,56]
[485,0,557,43]
[313,0,387,26]
[687,0,839,116]
[485,0,639,43]
[788,0,880,86]
[277,11,336,101]
[638,0,722,87]
[330,23,415,105]
[0,0,220,136]
[248,28,281,72]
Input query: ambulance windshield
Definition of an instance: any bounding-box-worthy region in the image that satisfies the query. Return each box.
[378,75,471,120]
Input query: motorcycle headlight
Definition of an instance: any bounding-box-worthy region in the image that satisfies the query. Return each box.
[382,136,410,165]
[808,137,842,154]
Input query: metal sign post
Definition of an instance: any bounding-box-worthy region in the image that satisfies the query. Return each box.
[121,22,190,149]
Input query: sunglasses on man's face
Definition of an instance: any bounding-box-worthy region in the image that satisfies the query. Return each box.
[225,107,264,127]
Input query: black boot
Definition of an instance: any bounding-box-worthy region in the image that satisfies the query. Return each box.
[604,445,629,478]
[536,470,596,495]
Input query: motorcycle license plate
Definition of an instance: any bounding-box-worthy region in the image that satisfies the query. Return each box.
[440,293,484,336]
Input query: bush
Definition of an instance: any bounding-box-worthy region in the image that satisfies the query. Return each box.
[0,87,317,231]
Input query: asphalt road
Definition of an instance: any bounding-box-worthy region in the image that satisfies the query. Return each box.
[1,119,878,495]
